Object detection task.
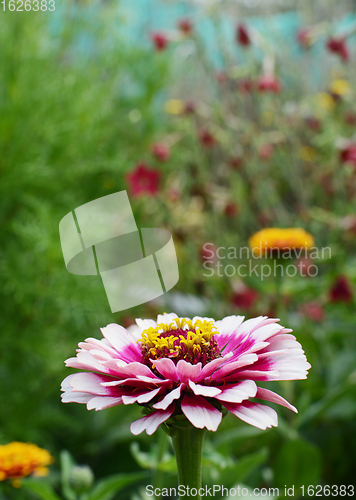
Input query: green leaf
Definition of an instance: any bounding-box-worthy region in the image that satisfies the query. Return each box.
[274,439,322,490]
[21,479,62,500]
[84,472,148,500]
[220,448,268,487]
[60,450,77,500]
[130,441,176,472]
[213,426,265,448]
[295,381,354,427]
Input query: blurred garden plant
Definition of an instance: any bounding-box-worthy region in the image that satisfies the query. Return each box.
[1,0,356,498]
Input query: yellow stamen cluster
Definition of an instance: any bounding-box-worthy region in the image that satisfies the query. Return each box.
[0,442,53,485]
[138,318,221,365]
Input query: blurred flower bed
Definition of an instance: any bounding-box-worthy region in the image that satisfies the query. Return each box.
[1,1,356,499]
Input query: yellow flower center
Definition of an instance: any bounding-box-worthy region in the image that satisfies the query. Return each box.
[138,318,222,366]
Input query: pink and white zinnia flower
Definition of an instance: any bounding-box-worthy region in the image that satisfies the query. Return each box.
[61,314,310,435]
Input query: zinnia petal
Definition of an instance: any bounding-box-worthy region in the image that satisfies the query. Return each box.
[153,384,184,410]
[223,401,278,430]
[215,380,257,403]
[181,395,222,431]
[130,406,175,435]
[255,387,297,413]
[188,380,222,397]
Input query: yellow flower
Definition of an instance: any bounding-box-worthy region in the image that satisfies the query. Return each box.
[299,146,317,162]
[329,79,351,96]
[316,92,335,111]
[0,442,54,485]
[249,228,315,257]
[164,99,185,115]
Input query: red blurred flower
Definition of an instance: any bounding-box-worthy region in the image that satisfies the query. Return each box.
[329,275,353,303]
[344,111,356,126]
[297,28,313,49]
[300,302,324,322]
[199,129,217,148]
[178,18,193,36]
[200,243,218,264]
[224,202,239,218]
[259,144,274,160]
[296,257,314,277]
[231,285,258,310]
[326,37,349,62]
[126,163,161,197]
[229,157,242,170]
[340,142,356,166]
[151,142,170,162]
[257,74,282,93]
[151,32,169,51]
[305,116,321,132]
[236,24,251,47]
[237,78,254,94]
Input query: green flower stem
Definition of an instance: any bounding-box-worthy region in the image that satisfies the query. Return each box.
[153,428,169,495]
[168,425,206,499]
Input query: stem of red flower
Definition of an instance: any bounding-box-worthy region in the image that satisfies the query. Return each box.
[168,424,206,500]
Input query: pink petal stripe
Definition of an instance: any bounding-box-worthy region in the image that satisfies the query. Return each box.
[101,360,156,379]
[188,380,222,397]
[224,369,281,382]
[130,406,175,435]
[153,384,184,410]
[101,323,137,349]
[153,358,179,382]
[197,352,233,382]
[223,401,278,430]
[80,337,121,358]
[176,360,202,383]
[215,380,257,403]
[101,377,170,388]
[256,387,297,413]
[209,353,258,381]
[181,395,222,431]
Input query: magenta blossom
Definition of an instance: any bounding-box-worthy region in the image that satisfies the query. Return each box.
[326,37,349,62]
[126,163,161,198]
[61,314,310,435]
[257,74,282,93]
[236,24,251,47]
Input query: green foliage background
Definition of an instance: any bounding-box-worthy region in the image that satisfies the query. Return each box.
[1,2,356,499]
